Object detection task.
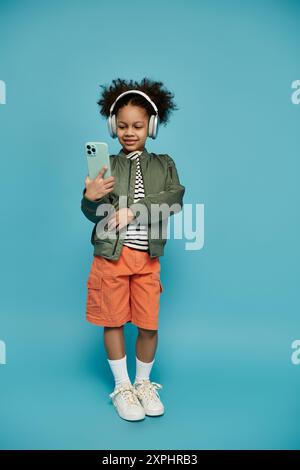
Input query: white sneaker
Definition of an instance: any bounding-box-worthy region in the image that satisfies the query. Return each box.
[133,379,165,416]
[109,381,146,421]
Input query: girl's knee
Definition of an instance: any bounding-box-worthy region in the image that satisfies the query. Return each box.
[137,327,158,337]
[104,325,124,331]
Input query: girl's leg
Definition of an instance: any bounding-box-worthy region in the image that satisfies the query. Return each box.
[134,327,158,383]
[104,326,130,388]
[136,327,158,362]
[103,325,126,359]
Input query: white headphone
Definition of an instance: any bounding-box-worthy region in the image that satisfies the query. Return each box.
[107,89,159,139]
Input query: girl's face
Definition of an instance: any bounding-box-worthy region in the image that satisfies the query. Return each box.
[116,104,149,154]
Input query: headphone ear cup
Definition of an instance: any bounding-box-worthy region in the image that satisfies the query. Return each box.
[111,114,117,138]
[107,116,114,137]
[148,115,158,139]
[148,115,153,138]
[153,115,158,139]
[148,115,155,138]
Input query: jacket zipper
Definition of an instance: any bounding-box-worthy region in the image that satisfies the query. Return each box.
[138,156,152,257]
[112,158,132,255]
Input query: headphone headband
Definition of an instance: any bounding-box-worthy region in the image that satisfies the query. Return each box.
[109,89,158,116]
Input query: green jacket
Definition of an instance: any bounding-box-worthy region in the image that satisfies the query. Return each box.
[81,146,185,260]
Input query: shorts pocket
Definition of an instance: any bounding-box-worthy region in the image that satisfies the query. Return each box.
[151,272,163,293]
[86,272,102,316]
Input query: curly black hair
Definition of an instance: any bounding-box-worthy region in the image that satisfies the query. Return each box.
[97,77,178,126]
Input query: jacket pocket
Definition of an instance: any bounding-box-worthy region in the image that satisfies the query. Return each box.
[86,272,102,316]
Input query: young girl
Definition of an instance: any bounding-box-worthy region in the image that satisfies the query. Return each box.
[81,77,185,422]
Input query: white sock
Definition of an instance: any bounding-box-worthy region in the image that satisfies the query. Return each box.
[107,355,131,389]
[134,356,155,384]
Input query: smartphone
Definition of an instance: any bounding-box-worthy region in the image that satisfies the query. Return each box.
[85,142,111,179]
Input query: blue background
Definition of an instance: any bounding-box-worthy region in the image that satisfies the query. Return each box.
[0,0,300,450]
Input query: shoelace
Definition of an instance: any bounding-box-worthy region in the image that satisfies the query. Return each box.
[134,380,163,403]
[109,383,140,405]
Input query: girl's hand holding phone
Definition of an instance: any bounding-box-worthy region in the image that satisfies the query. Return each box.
[84,165,115,201]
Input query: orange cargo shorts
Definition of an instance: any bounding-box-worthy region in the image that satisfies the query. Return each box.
[86,245,163,330]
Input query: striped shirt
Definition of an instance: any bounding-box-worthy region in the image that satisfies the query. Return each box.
[123,150,149,251]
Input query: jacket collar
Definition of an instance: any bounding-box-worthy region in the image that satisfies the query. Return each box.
[117,146,150,160]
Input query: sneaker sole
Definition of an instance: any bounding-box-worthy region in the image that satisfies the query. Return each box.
[144,407,165,417]
[116,410,146,421]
